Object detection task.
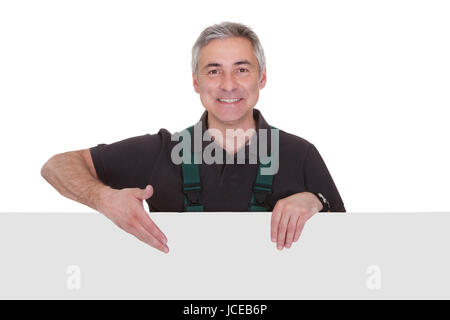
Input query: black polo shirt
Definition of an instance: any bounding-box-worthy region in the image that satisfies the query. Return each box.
[90,109,346,212]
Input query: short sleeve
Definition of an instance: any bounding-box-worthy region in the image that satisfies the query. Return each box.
[89,133,162,190]
[303,144,346,212]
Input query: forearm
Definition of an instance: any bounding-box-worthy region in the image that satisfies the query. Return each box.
[41,151,112,211]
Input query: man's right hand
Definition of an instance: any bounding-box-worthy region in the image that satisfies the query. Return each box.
[98,185,169,253]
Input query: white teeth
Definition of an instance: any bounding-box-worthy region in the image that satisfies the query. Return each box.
[218,98,241,103]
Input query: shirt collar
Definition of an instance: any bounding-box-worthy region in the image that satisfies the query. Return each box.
[194,108,273,161]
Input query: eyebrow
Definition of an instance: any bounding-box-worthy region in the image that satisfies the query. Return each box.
[202,60,253,70]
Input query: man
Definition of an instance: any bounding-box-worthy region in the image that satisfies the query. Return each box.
[41,22,345,254]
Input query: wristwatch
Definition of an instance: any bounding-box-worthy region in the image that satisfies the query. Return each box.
[314,192,331,212]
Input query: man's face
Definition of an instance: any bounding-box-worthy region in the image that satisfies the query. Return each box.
[193,37,266,125]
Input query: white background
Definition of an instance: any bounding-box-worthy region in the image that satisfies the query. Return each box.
[0,0,449,212]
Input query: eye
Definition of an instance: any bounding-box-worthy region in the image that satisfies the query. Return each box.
[238,68,249,73]
[208,69,220,76]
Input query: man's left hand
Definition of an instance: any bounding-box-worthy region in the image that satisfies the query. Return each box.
[271,192,323,250]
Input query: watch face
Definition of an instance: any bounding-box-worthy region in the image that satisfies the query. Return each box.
[316,193,330,211]
[317,193,326,202]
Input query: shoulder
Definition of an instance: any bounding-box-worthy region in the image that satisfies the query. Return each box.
[90,128,176,160]
[277,128,314,157]
[128,128,176,156]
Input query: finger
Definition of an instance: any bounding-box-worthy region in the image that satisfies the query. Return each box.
[277,213,290,250]
[134,223,169,253]
[138,209,168,244]
[271,201,284,243]
[284,215,299,249]
[293,218,306,243]
[136,185,154,200]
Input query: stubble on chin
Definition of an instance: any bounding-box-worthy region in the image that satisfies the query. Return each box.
[209,107,254,127]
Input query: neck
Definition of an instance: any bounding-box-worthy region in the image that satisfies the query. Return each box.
[206,110,257,154]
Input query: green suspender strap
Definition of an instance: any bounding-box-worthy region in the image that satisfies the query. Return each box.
[248,156,274,211]
[248,125,277,212]
[181,125,277,212]
[181,126,204,212]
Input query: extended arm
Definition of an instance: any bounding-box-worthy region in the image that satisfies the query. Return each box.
[41,149,108,210]
[41,149,169,253]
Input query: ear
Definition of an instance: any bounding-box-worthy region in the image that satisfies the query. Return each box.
[192,72,200,94]
[259,67,267,89]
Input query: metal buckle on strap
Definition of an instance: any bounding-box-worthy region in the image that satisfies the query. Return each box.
[183,184,202,205]
[254,191,269,206]
[252,184,272,206]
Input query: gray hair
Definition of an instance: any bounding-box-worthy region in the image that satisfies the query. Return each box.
[192,22,266,79]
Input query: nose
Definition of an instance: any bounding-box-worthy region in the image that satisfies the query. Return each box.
[219,72,239,92]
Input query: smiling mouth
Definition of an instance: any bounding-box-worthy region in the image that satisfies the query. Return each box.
[217,98,244,104]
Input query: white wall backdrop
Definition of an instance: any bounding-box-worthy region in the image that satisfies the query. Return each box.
[0,0,449,212]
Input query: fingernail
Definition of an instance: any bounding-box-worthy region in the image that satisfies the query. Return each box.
[277,244,283,250]
[285,244,291,248]
[271,237,275,242]
[163,246,169,253]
